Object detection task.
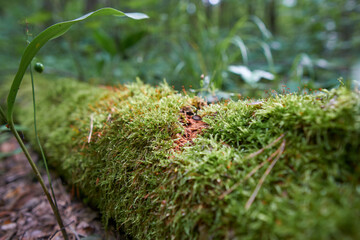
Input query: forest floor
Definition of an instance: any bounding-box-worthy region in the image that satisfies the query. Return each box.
[0,136,125,240]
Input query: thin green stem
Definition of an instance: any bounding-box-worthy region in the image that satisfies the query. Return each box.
[29,64,60,219]
[8,120,68,239]
[23,25,68,238]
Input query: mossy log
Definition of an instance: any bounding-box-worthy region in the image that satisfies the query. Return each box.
[3,76,360,239]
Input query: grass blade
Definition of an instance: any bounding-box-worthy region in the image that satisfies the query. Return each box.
[232,36,249,66]
[251,16,272,40]
[6,7,148,121]
[4,8,148,239]
[258,41,274,72]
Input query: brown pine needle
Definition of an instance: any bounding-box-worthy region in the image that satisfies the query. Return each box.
[219,148,280,200]
[244,148,281,182]
[245,134,285,160]
[245,139,286,210]
[219,134,285,200]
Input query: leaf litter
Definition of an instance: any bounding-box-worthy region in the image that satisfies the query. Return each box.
[0,137,126,240]
[173,102,208,152]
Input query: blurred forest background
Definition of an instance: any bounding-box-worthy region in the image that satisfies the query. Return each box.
[0,0,359,97]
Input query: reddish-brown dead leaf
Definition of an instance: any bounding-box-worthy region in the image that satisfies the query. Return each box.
[173,104,208,152]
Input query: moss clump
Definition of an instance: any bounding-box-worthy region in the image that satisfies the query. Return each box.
[5,76,360,239]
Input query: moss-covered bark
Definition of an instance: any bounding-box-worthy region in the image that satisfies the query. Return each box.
[2,76,360,239]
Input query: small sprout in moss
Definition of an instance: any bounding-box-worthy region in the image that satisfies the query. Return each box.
[338,77,345,86]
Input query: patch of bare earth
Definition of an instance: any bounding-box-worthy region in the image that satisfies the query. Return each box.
[173,103,208,152]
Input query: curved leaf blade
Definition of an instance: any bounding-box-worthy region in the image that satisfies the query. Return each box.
[7,7,148,121]
[232,36,249,66]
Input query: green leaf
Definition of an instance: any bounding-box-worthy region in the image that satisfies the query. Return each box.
[232,36,248,66]
[6,7,148,122]
[93,29,118,57]
[251,16,272,40]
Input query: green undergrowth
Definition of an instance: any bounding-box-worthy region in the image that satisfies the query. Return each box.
[1,75,360,239]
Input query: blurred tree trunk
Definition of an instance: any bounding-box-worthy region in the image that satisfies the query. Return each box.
[42,1,53,26]
[42,1,52,12]
[340,8,353,43]
[266,0,277,35]
[248,0,256,16]
[85,0,98,12]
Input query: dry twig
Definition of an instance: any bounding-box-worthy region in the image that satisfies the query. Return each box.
[245,139,286,210]
[219,134,285,200]
[245,134,285,160]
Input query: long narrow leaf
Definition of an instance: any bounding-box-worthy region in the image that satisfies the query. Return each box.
[257,40,274,72]
[7,7,148,121]
[251,16,272,40]
[232,36,249,66]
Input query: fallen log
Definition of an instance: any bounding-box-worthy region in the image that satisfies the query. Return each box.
[3,76,360,239]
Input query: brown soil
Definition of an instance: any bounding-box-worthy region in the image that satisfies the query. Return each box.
[173,105,208,152]
[0,136,124,240]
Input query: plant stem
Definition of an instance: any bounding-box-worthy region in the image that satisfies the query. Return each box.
[8,120,69,239]
[30,64,60,212]
[3,94,69,240]
[29,64,66,239]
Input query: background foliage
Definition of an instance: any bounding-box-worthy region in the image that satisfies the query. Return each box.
[0,0,359,96]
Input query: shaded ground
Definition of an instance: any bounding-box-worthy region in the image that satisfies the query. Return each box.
[0,136,123,240]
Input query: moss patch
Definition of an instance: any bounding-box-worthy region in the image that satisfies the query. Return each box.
[3,76,360,239]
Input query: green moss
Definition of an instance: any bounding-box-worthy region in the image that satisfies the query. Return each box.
[4,76,360,239]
